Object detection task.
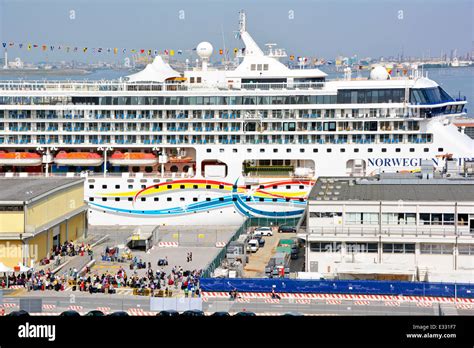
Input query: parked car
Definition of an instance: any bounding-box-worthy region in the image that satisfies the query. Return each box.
[211,311,230,316]
[254,235,265,247]
[234,311,256,316]
[246,239,260,253]
[107,311,129,317]
[278,225,297,233]
[181,309,205,317]
[85,310,105,317]
[254,226,273,236]
[291,245,299,259]
[59,310,81,317]
[7,310,30,317]
[157,310,179,317]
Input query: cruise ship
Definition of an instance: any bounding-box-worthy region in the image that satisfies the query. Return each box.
[0,12,473,226]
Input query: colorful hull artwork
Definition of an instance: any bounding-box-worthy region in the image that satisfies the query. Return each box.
[87,178,314,225]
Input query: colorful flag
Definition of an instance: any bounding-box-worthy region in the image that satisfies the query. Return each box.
[140,49,145,54]
[83,47,87,52]
[114,48,118,54]
[170,50,175,56]
[1,43,6,48]
[219,49,223,55]
[177,50,183,54]
[27,44,31,50]
[148,49,151,55]
[290,55,295,61]
[42,45,47,51]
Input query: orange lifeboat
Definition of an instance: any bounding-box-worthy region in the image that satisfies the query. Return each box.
[54,151,103,166]
[169,156,194,163]
[0,151,42,166]
[109,151,158,166]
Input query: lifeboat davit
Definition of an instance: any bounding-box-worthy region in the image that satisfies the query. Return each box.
[54,151,103,166]
[0,151,42,166]
[109,151,158,166]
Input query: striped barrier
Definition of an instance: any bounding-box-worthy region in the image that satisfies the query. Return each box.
[264,299,281,304]
[96,307,111,312]
[354,300,370,306]
[8,285,24,289]
[416,302,433,308]
[455,304,473,310]
[384,301,401,307]
[68,305,83,311]
[157,242,179,248]
[215,242,226,248]
[42,304,56,310]
[295,299,311,304]
[2,303,18,308]
[201,291,474,304]
[236,298,250,303]
[128,311,155,316]
[326,300,342,305]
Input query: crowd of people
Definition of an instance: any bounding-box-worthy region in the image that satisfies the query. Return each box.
[0,264,202,298]
[40,241,92,266]
[0,268,67,291]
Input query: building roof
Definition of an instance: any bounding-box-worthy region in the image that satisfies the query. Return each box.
[0,178,84,205]
[308,176,474,202]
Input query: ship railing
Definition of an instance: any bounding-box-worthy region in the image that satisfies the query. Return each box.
[305,226,473,238]
[0,80,325,92]
[0,172,196,179]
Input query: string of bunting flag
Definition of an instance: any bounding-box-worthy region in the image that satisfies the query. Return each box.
[1,41,248,57]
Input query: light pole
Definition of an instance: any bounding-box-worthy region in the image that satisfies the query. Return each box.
[36,146,56,177]
[98,146,112,177]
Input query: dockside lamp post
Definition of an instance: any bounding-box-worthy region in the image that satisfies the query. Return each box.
[98,146,113,177]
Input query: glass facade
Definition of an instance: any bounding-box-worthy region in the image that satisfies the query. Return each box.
[337,89,405,104]
[410,87,454,105]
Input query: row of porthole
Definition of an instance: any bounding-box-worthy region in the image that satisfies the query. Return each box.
[206,147,443,154]
[92,210,244,215]
[89,196,305,203]
[89,184,307,190]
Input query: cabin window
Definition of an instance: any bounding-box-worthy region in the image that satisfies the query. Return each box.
[251,64,256,71]
[263,64,269,71]
[207,149,211,153]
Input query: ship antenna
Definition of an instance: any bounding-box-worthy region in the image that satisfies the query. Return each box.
[221,24,228,68]
[239,10,246,32]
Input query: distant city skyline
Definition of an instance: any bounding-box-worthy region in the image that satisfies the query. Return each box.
[0,0,472,64]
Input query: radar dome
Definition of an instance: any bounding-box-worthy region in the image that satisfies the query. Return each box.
[196,42,213,59]
[370,65,390,80]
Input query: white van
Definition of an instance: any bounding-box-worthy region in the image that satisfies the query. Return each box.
[254,226,273,237]
[246,239,260,253]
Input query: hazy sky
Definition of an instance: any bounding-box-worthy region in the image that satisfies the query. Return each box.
[0,0,472,63]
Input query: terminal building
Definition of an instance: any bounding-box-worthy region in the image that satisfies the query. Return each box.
[301,173,474,282]
[0,178,86,267]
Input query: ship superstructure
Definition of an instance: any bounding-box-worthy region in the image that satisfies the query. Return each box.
[0,11,472,225]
